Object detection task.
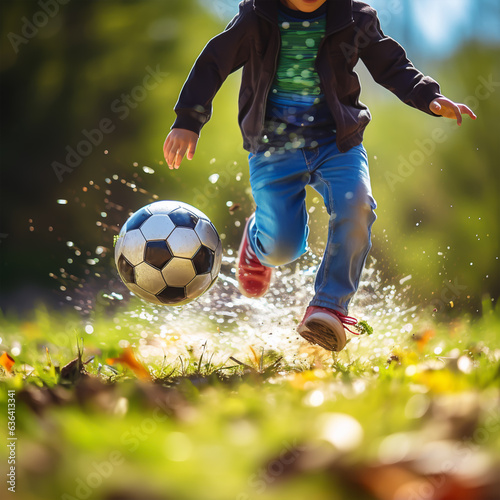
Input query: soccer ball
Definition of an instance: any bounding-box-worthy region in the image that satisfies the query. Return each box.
[115,201,222,306]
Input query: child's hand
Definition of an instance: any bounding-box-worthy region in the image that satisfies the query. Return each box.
[429,97,477,126]
[163,129,199,170]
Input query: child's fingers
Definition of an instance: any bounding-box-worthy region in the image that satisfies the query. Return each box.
[163,135,171,153]
[452,103,463,126]
[166,142,179,170]
[460,104,477,120]
[163,138,172,164]
[187,140,197,160]
[174,144,188,169]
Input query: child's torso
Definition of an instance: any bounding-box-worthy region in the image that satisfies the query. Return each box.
[262,3,337,152]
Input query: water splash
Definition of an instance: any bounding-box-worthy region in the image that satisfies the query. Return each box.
[47,162,421,369]
[112,250,420,371]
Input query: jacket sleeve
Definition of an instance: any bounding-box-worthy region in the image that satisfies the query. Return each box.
[358,7,443,116]
[172,3,251,134]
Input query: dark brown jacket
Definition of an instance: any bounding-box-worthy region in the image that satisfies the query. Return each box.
[172,0,442,153]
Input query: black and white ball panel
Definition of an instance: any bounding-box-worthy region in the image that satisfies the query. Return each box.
[140,215,175,241]
[145,240,173,269]
[121,229,146,266]
[194,218,219,251]
[115,200,222,306]
[166,227,201,259]
[161,257,196,287]
[169,208,198,229]
[186,273,213,299]
[134,262,167,295]
[192,245,214,275]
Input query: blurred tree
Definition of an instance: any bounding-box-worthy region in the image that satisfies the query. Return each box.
[0,0,498,316]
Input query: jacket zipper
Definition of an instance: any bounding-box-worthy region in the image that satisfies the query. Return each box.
[315,19,355,152]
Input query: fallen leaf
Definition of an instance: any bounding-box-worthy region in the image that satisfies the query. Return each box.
[0,352,15,373]
[414,329,435,352]
[106,347,151,380]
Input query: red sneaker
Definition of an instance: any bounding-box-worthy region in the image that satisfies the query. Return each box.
[236,215,272,298]
[298,306,359,352]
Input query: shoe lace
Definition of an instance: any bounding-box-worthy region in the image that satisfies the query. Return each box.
[335,311,359,335]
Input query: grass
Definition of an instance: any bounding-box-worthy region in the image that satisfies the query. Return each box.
[0,293,499,500]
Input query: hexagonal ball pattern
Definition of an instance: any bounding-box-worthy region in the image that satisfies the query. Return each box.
[192,245,214,275]
[146,200,182,215]
[169,208,198,229]
[121,229,146,266]
[156,286,187,305]
[117,255,135,283]
[177,201,210,221]
[125,207,152,231]
[194,219,219,251]
[186,273,212,300]
[126,282,163,306]
[145,240,173,269]
[161,257,196,287]
[140,214,175,241]
[211,241,223,280]
[134,262,167,295]
[166,227,200,259]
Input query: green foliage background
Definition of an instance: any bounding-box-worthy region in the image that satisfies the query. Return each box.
[0,0,499,314]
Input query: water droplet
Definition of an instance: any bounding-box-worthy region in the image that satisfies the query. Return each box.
[208,174,219,184]
[57,199,68,205]
[458,355,473,373]
[320,413,363,451]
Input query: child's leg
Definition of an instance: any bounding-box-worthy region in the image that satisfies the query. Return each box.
[248,150,310,267]
[309,143,377,314]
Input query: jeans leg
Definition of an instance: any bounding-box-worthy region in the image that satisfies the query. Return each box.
[248,151,310,267]
[309,143,377,314]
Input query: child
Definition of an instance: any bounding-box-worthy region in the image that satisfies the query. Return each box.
[163,0,476,351]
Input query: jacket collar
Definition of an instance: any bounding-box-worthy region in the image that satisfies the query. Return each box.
[253,0,353,35]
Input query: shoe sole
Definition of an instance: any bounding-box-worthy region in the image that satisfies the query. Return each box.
[297,313,347,352]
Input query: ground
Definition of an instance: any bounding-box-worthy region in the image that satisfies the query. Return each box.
[1,260,499,500]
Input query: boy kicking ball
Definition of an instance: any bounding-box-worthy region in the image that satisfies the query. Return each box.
[164,0,476,352]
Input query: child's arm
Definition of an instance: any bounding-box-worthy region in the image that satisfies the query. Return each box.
[357,6,476,124]
[164,4,252,169]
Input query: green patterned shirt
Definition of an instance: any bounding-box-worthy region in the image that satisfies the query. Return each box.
[262,3,336,152]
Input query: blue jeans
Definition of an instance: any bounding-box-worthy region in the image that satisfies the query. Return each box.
[247,142,377,314]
